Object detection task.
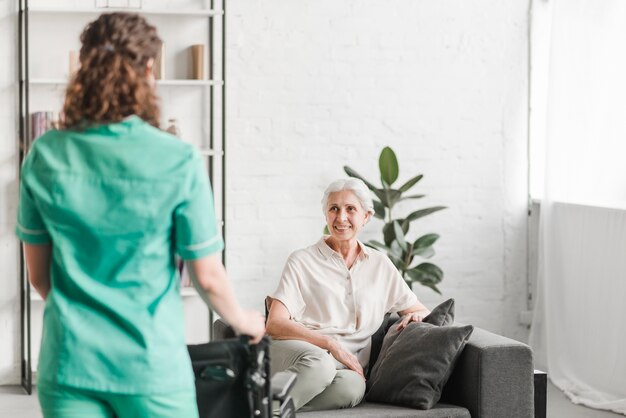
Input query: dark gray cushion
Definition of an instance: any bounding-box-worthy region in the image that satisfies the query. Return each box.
[366,317,473,410]
[366,312,393,379]
[422,298,455,327]
[368,298,456,381]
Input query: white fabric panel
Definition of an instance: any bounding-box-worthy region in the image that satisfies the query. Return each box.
[531,203,626,414]
[530,0,626,205]
[529,0,626,414]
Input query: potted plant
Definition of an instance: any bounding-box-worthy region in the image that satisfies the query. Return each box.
[344,146,446,294]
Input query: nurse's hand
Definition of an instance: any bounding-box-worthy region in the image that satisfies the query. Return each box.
[186,256,265,344]
[234,310,266,344]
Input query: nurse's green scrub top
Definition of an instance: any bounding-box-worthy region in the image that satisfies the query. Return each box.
[15,116,223,394]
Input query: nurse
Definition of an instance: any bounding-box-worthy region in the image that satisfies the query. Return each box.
[15,12,264,418]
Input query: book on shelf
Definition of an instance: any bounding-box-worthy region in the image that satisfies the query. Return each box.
[27,111,59,153]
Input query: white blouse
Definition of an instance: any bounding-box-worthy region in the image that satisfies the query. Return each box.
[271,236,418,369]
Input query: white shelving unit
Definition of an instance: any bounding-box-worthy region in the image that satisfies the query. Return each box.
[30,78,224,86]
[18,0,226,394]
[28,7,223,17]
[180,287,199,298]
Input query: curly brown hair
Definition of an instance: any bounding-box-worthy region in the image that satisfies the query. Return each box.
[62,13,162,129]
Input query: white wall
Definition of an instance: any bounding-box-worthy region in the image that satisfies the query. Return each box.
[0,0,530,384]
[226,0,530,341]
[0,0,21,384]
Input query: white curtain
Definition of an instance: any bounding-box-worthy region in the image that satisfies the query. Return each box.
[529,0,626,415]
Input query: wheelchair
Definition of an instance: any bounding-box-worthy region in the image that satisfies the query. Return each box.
[188,335,296,418]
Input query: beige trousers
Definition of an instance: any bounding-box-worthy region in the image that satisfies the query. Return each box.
[270,339,366,412]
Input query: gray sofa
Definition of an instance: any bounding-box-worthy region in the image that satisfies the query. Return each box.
[213,317,534,418]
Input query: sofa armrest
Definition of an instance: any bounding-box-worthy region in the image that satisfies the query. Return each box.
[213,317,236,340]
[441,327,534,418]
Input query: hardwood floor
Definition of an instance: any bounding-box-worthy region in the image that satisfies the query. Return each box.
[0,382,623,417]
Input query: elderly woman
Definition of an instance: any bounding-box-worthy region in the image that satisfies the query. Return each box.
[266,178,431,412]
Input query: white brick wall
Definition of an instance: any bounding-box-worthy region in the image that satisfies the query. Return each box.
[0,0,530,384]
[226,0,530,341]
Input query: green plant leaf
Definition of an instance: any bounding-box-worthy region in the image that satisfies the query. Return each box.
[323,225,329,235]
[412,246,435,258]
[343,166,377,191]
[398,174,423,192]
[389,240,404,260]
[393,222,407,251]
[405,266,443,293]
[400,194,426,201]
[408,263,444,284]
[379,147,399,186]
[384,189,403,209]
[400,218,411,234]
[383,220,409,246]
[426,283,442,295]
[383,222,396,246]
[404,243,415,267]
[372,188,402,210]
[419,262,443,278]
[372,188,389,207]
[388,251,405,270]
[373,200,385,219]
[405,206,447,222]
[405,268,423,281]
[388,254,404,270]
[413,233,440,249]
[366,240,389,252]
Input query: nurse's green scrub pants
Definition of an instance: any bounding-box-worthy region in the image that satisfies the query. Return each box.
[38,381,199,418]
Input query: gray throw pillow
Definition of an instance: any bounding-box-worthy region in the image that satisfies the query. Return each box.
[368,298,456,384]
[366,300,473,410]
[422,298,455,327]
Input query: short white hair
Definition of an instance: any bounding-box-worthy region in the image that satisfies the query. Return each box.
[321,178,375,215]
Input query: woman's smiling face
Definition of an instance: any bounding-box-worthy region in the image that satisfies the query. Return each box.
[325,190,370,243]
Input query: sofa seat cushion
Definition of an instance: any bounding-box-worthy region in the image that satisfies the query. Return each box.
[298,402,470,417]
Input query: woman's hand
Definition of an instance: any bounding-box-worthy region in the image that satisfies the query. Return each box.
[326,338,365,378]
[395,311,425,331]
[266,300,364,378]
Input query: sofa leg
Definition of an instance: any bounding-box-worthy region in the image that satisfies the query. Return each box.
[534,370,547,418]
